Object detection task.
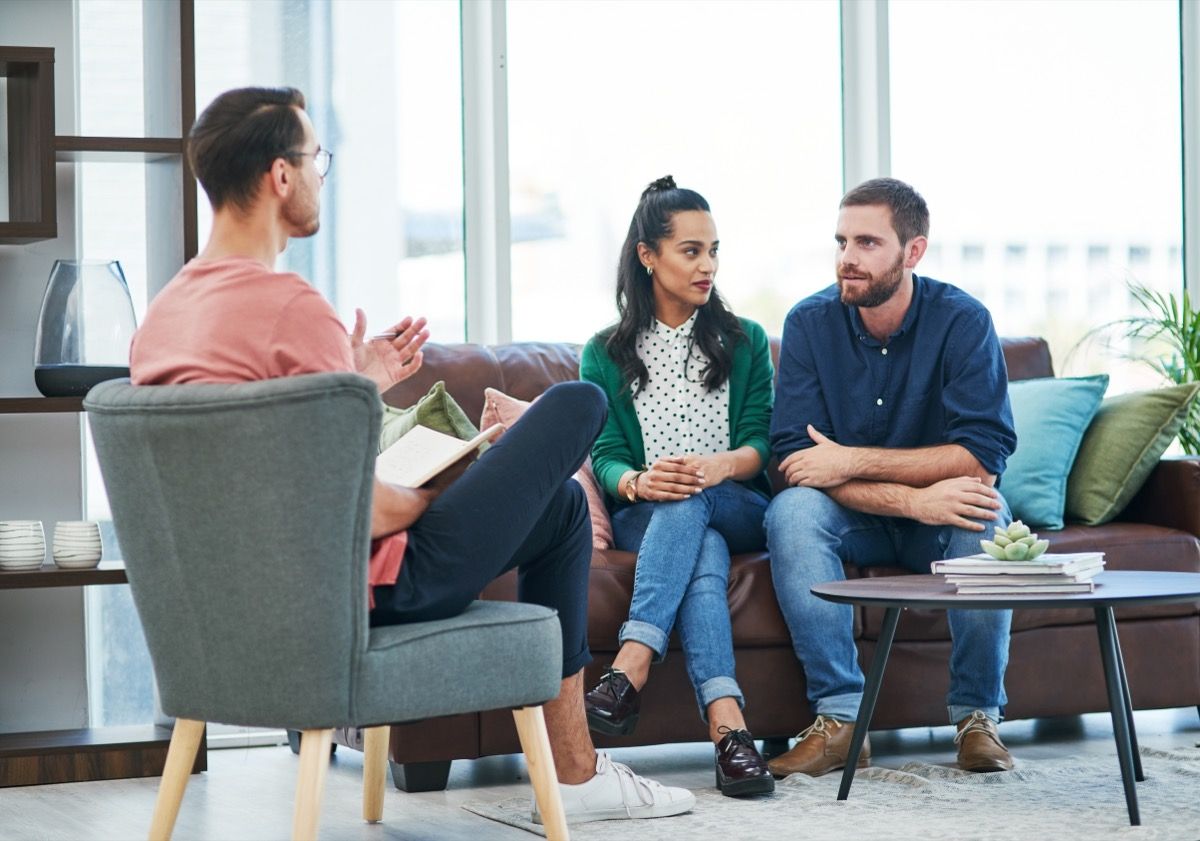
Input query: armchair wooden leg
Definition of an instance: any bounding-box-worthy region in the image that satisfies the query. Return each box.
[148,718,205,841]
[292,729,334,841]
[512,706,569,841]
[362,726,389,823]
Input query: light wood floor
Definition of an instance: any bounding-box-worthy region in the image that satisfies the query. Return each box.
[0,708,1196,840]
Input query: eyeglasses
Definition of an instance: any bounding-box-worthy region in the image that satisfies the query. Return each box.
[284,146,333,178]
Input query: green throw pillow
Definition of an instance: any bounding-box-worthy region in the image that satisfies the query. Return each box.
[378,381,479,453]
[1065,381,1200,525]
[1003,375,1109,530]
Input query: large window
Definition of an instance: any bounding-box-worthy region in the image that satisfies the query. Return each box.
[889,0,1183,381]
[506,0,843,341]
[194,0,466,342]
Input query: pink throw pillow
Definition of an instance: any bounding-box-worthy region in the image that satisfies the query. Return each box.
[480,387,614,549]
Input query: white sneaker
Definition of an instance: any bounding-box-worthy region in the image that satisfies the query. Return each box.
[532,752,696,825]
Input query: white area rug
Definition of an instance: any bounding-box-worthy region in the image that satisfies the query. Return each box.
[463,746,1200,840]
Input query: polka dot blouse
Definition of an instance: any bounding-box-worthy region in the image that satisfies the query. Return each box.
[632,311,731,464]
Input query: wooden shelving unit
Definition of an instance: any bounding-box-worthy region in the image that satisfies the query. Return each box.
[1,0,197,256]
[0,418,205,786]
[54,136,184,162]
[0,397,84,413]
[0,564,206,787]
[0,2,202,787]
[0,46,56,243]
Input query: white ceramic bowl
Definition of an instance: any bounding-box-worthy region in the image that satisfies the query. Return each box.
[0,554,45,570]
[53,555,101,570]
[51,537,100,551]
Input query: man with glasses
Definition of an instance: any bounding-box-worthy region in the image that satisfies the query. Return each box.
[129,86,695,826]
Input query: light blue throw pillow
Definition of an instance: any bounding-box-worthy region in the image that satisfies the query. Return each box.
[1003,375,1109,530]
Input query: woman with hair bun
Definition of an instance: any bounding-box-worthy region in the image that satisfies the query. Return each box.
[580,176,775,797]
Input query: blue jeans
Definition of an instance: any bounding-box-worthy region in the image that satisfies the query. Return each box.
[612,481,768,720]
[765,486,1013,725]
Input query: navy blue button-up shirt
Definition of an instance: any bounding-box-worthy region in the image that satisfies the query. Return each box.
[770,275,1016,478]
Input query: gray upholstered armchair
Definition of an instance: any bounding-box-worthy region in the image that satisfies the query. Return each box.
[85,373,568,840]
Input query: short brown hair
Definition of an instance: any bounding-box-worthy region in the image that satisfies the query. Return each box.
[840,177,929,245]
[188,87,307,211]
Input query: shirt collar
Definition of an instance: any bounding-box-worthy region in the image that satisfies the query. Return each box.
[651,310,698,341]
[847,274,925,345]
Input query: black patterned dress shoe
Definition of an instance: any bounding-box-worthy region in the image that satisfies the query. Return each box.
[715,727,776,797]
[584,667,641,736]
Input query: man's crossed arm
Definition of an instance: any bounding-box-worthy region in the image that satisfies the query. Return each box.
[779,424,1001,532]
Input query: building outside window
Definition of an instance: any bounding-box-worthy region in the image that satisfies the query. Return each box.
[889,0,1182,382]
[506,0,843,341]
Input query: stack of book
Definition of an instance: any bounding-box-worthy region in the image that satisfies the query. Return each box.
[930,552,1106,594]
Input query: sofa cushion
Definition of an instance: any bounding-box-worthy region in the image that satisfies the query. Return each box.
[1066,382,1200,526]
[479,387,613,549]
[859,522,1200,642]
[1000,336,1054,381]
[378,380,479,451]
[1003,375,1108,529]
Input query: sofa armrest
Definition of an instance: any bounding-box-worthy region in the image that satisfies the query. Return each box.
[1118,456,1200,538]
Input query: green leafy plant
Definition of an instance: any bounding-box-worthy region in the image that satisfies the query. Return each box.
[1075,280,1200,455]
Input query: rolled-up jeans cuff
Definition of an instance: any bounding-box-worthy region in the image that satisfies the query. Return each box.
[697,677,744,722]
[948,705,1002,725]
[618,620,669,662]
[815,692,864,723]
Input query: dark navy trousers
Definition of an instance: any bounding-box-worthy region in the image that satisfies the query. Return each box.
[369,381,605,678]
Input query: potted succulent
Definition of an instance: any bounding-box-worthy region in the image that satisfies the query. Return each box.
[1075,280,1200,455]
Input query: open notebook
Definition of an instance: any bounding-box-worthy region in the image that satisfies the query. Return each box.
[375,423,503,488]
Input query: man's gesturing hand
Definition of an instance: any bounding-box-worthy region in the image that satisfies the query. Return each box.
[779,425,854,488]
[906,476,1002,531]
[350,310,429,393]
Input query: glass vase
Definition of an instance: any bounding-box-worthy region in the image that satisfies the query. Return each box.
[33,260,138,397]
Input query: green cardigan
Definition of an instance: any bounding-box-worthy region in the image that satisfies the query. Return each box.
[580,316,774,502]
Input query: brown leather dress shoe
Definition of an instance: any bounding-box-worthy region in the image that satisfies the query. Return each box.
[766,715,871,779]
[714,728,775,797]
[955,710,1014,772]
[584,667,641,737]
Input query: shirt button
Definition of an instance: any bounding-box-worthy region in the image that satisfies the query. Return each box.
[876,398,883,406]
[881,348,888,356]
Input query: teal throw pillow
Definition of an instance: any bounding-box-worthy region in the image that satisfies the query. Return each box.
[1002,374,1109,530]
[378,381,479,453]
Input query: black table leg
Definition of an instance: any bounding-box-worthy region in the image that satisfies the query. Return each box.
[1094,606,1140,825]
[838,606,900,801]
[1110,621,1144,781]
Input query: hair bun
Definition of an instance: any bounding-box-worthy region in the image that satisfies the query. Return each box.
[646,175,677,194]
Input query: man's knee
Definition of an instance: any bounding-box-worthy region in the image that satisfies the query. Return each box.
[765,486,841,537]
[542,380,606,435]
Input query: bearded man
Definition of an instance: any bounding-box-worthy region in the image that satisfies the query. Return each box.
[764,178,1019,778]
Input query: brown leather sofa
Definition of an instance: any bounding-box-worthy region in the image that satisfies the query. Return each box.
[343,337,1200,792]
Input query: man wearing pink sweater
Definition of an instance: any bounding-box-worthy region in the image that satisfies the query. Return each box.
[130,86,694,825]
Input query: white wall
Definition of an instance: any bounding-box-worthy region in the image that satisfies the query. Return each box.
[0,0,90,733]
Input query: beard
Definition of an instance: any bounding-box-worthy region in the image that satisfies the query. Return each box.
[283,186,321,238]
[838,252,904,308]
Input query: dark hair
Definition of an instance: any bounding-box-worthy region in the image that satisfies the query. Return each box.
[604,175,745,395]
[840,177,930,245]
[188,87,308,211]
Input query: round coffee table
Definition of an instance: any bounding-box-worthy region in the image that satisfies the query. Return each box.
[810,570,1200,826]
